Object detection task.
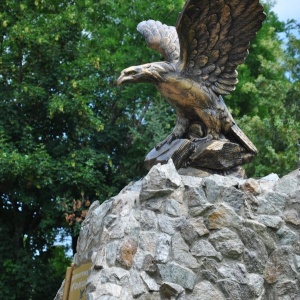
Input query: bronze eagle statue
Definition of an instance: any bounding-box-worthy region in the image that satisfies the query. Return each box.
[117,0,266,172]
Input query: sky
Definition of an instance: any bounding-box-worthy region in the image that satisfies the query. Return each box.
[272,0,300,23]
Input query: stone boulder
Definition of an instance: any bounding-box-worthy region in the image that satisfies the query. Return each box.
[54,161,300,299]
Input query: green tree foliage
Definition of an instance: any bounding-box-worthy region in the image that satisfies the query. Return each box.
[0,1,97,298]
[285,20,300,123]
[0,0,299,299]
[0,0,182,299]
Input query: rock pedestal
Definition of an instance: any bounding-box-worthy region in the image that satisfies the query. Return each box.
[55,161,300,300]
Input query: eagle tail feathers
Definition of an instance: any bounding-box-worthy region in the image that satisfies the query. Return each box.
[230,123,258,154]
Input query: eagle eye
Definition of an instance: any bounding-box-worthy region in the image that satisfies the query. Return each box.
[126,70,137,76]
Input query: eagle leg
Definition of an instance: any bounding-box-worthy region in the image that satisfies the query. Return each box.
[156,116,190,150]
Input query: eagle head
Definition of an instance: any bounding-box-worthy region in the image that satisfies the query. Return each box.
[117,62,171,86]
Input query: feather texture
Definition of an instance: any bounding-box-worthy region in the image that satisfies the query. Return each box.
[176,0,266,95]
[137,20,180,62]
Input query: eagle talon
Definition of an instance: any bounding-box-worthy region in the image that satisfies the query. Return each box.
[192,134,213,143]
[167,134,177,144]
[155,142,164,150]
[155,133,177,150]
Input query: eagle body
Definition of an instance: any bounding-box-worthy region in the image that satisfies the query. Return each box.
[117,0,266,157]
[156,71,233,136]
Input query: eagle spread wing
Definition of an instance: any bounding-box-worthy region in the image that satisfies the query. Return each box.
[176,0,265,94]
[137,20,180,63]
[138,0,265,95]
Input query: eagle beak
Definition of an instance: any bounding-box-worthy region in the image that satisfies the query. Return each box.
[117,66,139,86]
[117,72,134,86]
[117,73,125,86]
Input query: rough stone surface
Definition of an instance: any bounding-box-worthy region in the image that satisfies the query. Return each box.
[158,262,197,291]
[54,163,300,300]
[209,228,244,258]
[189,281,225,300]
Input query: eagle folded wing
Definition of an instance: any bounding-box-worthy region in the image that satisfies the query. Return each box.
[176,0,266,95]
[137,20,180,63]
